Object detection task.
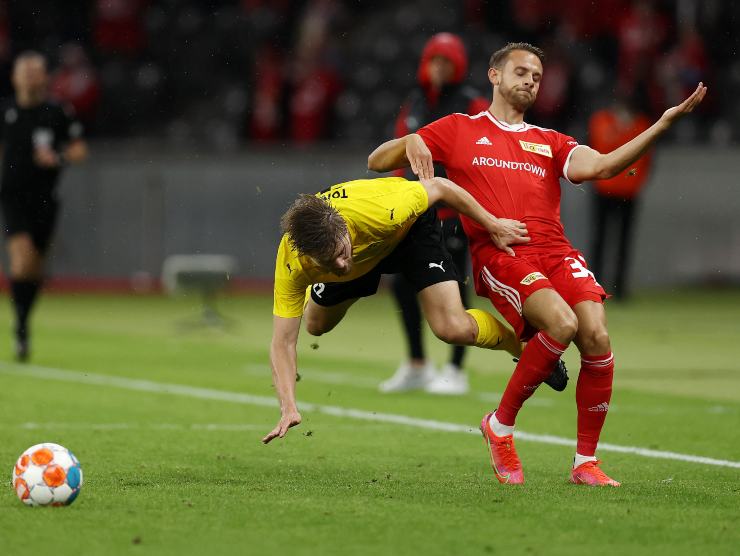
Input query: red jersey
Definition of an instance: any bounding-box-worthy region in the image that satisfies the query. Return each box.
[417,111,584,257]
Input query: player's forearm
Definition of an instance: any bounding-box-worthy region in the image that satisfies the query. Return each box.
[368,136,412,172]
[432,177,498,230]
[592,120,667,180]
[269,339,299,413]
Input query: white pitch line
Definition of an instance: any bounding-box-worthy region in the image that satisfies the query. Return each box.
[1,363,739,470]
[243,363,554,407]
[4,422,269,432]
[244,364,739,416]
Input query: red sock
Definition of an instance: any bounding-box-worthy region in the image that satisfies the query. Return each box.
[576,353,615,456]
[496,332,567,426]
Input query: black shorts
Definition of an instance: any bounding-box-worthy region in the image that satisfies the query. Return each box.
[0,195,59,252]
[311,208,460,307]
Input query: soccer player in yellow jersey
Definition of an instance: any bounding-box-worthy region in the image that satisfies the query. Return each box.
[264,175,532,443]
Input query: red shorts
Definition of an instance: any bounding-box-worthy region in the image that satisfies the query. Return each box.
[473,247,607,341]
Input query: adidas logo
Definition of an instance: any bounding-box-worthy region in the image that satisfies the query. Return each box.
[476,136,492,145]
[588,402,610,412]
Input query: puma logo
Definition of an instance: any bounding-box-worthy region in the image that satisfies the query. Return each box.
[428,261,445,272]
[389,208,395,221]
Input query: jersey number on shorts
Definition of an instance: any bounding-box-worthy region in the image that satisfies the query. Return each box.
[564,256,597,282]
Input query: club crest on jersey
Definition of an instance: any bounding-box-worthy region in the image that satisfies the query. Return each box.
[519,140,552,158]
[520,272,546,285]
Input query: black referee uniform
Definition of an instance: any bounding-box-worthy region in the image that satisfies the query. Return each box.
[0,100,82,356]
[1,100,81,248]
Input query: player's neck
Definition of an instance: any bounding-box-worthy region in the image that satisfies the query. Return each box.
[488,99,525,125]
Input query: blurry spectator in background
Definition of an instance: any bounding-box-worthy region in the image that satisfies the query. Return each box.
[50,44,100,129]
[588,94,652,300]
[286,0,342,143]
[380,33,489,395]
[616,0,667,112]
[657,23,709,113]
[248,0,342,143]
[0,52,88,360]
[93,0,148,58]
[249,43,284,142]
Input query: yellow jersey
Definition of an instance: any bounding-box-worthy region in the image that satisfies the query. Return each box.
[273,177,429,318]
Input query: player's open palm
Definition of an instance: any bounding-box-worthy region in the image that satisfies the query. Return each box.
[490,218,530,256]
[660,82,707,126]
[262,409,302,444]
[406,134,435,179]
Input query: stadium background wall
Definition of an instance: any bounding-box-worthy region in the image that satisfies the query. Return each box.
[34,144,740,290]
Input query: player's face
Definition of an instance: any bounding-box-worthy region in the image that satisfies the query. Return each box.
[490,50,542,112]
[316,234,353,277]
[12,58,48,95]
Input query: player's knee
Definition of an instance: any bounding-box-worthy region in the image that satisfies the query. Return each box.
[430,317,475,345]
[580,327,611,354]
[304,318,330,336]
[10,259,34,279]
[546,308,578,344]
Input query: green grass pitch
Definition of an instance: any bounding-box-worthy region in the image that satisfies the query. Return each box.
[0,290,739,555]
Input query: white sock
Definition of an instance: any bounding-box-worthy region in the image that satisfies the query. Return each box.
[573,453,598,469]
[488,411,514,437]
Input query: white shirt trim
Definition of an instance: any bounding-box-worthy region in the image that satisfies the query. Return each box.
[482,111,528,131]
[563,144,588,185]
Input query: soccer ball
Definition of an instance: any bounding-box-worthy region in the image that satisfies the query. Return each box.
[12,443,83,506]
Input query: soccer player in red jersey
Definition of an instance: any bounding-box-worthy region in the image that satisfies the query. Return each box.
[368,42,706,486]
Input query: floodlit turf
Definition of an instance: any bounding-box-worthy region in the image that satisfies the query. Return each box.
[0,290,739,555]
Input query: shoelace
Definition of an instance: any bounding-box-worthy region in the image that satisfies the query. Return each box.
[493,436,522,471]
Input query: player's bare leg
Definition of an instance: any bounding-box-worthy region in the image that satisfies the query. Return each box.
[569,300,619,486]
[418,280,520,355]
[418,280,476,344]
[303,297,359,336]
[8,233,44,279]
[6,233,45,362]
[521,288,578,345]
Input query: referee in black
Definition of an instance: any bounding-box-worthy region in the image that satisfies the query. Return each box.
[1,51,87,361]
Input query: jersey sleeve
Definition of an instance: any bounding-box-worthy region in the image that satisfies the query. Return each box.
[272,237,310,319]
[416,114,459,166]
[392,179,429,226]
[553,131,585,185]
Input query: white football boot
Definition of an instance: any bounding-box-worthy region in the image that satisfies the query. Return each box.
[378,361,436,393]
[425,363,469,395]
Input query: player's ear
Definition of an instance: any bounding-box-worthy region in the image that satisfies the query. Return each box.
[488,67,499,87]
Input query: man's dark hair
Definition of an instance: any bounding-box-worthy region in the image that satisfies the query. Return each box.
[489,42,545,69]
[280,194,348,261]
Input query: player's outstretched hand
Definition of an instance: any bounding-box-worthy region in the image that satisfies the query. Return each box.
[406,134,434,180]
[262,409,302,444]
[659,82,707,127]
[490,218,530,256]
